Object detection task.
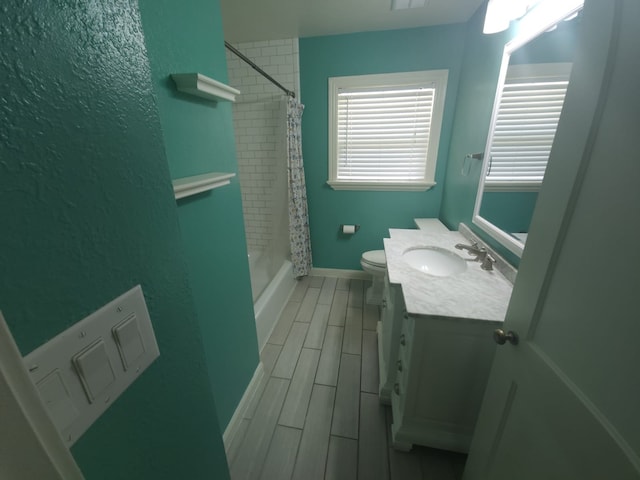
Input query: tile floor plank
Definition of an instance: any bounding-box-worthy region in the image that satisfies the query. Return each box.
[363,303,379,331]
[295,287,321,323]
[318,276,337,305]
[268,301,301,345]
[325,436,358,480]
[388,448,422,480]
[304,303,331,349]
[230,377,290,480]
[272,322,309,379]
[419,448,458,480]
[259,425,302,480]
[290,276,310,302]
[226,418,250,467]
[261,343,282,376]
[331,353,361,439]
[328,290,349,327]
[342,307,363,355]
[315,326,344,386]
[244,374,270,420]
[348,279,364,308]
[336,277,350,291]
[291,385,336,480]
[358,392,390,480]
[227,275,466,480]
[279,348,321,429]
[309,276,325,288]
[361,330,379,394]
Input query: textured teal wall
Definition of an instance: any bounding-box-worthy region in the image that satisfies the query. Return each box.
[0,1,229,479]
[138,0,259,430]
[299,26,466,269]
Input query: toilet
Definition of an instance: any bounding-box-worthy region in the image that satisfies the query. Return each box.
[360,249,387,305]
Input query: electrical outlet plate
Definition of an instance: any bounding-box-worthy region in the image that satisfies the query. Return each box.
[24,285,159,446]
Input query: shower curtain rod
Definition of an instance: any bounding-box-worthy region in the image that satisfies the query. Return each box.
[225,41,296,98]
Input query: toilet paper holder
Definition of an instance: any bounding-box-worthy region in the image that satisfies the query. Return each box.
[340,224,360,234]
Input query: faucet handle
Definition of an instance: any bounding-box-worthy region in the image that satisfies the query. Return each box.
[481,254,496,271]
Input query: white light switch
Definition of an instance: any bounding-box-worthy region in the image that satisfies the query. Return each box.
[24,285,160,446]
[36,369,79,432]
[112,314,145,370]
[72,339,116,403]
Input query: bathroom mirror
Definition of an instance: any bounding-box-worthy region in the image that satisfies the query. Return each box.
[472,2,583,257]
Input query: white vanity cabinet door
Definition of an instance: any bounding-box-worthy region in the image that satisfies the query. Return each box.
[377,274,406,404]
[390,315,500,453]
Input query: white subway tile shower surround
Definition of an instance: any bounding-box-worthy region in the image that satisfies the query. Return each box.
[226,38,300,254]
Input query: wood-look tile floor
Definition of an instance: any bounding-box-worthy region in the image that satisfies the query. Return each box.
[227,275,467,480]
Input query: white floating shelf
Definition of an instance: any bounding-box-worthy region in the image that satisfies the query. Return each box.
[172,172,236,200]
[171,73,240,102]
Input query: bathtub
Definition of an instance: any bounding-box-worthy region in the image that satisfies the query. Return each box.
[248,252,297,351]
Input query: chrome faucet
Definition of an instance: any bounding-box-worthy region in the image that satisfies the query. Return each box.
[455,242,484,256]
[454,242,496,271]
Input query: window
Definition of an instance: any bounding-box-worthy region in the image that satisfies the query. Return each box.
[485,62,572,191]
[328,70,448,191]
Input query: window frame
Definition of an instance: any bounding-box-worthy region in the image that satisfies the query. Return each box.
[327,70,449,191]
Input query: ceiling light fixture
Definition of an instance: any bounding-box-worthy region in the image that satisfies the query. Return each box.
[483,0,532,34]
[483,0,584,34]
[391,0,428,11]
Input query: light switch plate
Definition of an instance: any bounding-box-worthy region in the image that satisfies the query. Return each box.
[24,285,159,446]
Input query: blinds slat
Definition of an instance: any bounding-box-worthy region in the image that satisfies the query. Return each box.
[336,80,437,182]
[487,68,570,185]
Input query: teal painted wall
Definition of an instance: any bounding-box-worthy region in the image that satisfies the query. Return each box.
[0,0,229,479]
[439,4,520,265]
[299,26,466,269]
[440,6,581,266]
[138,0,259,430]
[480,192,538,234]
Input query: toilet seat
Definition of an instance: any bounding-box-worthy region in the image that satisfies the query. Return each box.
[361,250,386,268]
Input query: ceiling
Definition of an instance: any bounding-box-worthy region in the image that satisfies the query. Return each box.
[220,0,485,43]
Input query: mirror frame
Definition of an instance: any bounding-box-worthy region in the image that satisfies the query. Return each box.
[472,0,584,257]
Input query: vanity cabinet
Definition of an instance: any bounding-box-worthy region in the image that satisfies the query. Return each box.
[389,313,500,453]
[377,274,406,404]
[380,227,514,453]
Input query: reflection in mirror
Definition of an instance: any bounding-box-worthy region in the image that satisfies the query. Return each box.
[473,4,582,257]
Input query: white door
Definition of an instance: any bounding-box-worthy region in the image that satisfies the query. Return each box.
[0,313,84,480]
[464,1,640,479]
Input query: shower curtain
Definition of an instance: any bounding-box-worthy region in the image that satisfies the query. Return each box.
[286,97,312,278]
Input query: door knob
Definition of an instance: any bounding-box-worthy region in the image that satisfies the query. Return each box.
[493,329,519,345]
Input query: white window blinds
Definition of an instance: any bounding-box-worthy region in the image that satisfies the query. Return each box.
[328,71,448,191]
[337,86,434,182]
[486,63,572,190]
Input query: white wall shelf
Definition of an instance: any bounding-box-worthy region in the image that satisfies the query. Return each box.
[172,172,236,200]
[171,73,240,102]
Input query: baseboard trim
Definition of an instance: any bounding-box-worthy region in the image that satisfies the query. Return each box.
[223,361,265,452]
[311,267,370,280]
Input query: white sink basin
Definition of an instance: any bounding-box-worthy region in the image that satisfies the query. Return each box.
[402,246,467,277]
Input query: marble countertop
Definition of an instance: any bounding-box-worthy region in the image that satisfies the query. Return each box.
[384,229,513,322]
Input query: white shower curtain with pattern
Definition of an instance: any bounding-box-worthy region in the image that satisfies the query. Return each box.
[286,97,312,278]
